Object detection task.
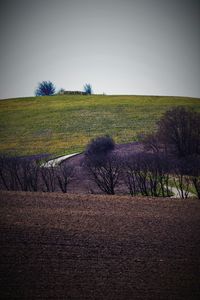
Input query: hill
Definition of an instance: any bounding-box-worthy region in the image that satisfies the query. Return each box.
[0,95,199,156]
[0,191,199,299]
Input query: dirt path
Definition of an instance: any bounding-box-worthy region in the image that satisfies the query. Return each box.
[0,191,200,299]
[41,152,80,167]
[169,186,196,198]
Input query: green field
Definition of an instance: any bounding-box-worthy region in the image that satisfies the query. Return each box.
[0,95,199,156]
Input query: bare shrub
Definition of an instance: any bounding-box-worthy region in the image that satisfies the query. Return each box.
[189,156,200,199]
[84,136,120,195]
[123,152,171,197]
[157,107,200,157]
[25,160,40,191]
[0,156,40,191]
[123,153,150,196]
[85,152,121,195]
[143,132,161,153]
[178,155,200,199]
[40,164,56,192]
[0,156,8,190]
[145,153,171,197]
[123,155,138,196]
[143,107,200,158]
[172,158,191,199]
[56,163,74,193]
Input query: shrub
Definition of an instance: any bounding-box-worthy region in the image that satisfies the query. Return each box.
[85,136,115,158]
[35,81,56,96]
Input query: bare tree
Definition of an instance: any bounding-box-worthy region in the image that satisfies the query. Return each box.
[0,156,40,192]
[84,136,120,195]
[56,163,74,193]
[190,157,200,199]
[143,107,200,158]
[123,153,152,196]
[145,153,172,197]
[192,176,200,199]
[0,156,22,191]
[26,161,40,191]
[171,158,191,199]
[142,132,161,153]
[180,155,200,199]
[123,152,172,197]
[157,107,200,157]
[40,164,56,192]
[123,155,138,196]
[85,153,121,195]
[0,155,10,190]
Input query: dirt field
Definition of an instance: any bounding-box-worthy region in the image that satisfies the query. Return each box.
[0,191,200,300]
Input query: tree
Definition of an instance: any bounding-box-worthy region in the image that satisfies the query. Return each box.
[156,107,200,157]
[84,136,120,195]
[172,158,191,199]
[142,107,200,199]
[56,163,74,193]
[83,83,92,95]
[35,81,56,96]
[40,164,56,192]
[123,152,171,197]
[0,156,40,192]
[85,152,121,195]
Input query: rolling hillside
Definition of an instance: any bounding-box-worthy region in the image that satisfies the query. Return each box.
[0,95,199,156]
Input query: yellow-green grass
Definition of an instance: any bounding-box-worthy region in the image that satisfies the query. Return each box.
[0,94,199,156]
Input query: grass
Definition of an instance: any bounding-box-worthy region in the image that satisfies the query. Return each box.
[0,94,199,156]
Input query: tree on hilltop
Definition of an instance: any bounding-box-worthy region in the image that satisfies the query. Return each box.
[83,83,92,95]
[35,81,56,96]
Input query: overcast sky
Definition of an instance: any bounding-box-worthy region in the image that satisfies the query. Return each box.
[0,0,200,99]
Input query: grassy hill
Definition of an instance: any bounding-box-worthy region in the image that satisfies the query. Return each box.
[0,94,199,156]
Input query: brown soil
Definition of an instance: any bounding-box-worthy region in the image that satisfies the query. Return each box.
[0,191,199,299]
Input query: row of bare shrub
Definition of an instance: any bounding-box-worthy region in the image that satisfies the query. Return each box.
[0,152,199,198]
[84,134,200,198]
[84,150,200,198]
[0,156,74,193]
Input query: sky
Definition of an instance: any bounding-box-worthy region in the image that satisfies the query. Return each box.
[0,0,200,99]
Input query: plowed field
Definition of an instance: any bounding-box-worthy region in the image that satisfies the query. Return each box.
[0,191,199,299]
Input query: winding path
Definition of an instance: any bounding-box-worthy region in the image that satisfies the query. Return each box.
[41,152,79,167]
